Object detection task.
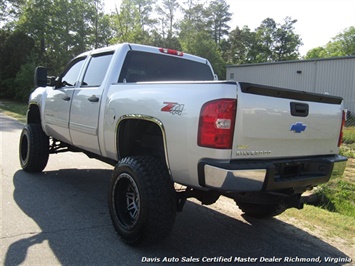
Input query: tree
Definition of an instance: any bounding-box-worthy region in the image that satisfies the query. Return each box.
[273,17,302,61]
[0,29,9,72]
[179,0,210,50]
[255,18,276,62]
[223,25,257,64]
[110,0,157,45]
[0,30,35,99]
[255,17,302,62]
[0,0,5,22]
[0,0,25,28]
[16,0,104,72]
[306,26,355,59]
[110,0,142,43]
[181,30,225,79]
[14,59,36,102]
[2,0,310,102]
[92,13,112,48]
[337,26,355,56]
[305,47,327,59]
[17,0,52,64]
[156,0,179,38]
[207,0,231,44]
[225,17,302,64]
[132,0,156,32]
[68,0,98,54]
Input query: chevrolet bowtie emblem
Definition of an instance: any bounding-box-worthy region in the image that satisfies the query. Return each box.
[290,122,307,133]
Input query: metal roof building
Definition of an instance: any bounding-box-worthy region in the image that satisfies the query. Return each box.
[226,56,355,114]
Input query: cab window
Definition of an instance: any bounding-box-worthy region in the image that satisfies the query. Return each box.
[61,57,86,87]
[82,53,114,87]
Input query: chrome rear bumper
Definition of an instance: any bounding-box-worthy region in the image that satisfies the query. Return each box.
[198,155,347,192]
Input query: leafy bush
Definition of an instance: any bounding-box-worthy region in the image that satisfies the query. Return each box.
[0,30,35,100]
[14,60,36,102]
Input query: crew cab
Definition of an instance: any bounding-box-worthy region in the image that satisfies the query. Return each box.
[19,43,347,245]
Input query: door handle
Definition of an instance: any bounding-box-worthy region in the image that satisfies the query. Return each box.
[62,95,71,101]
[88,95,99,103]
[290,102,309,117]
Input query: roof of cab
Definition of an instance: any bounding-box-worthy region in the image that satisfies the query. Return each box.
[75,43,209,65]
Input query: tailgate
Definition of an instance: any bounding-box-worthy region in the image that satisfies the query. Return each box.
[232,83,343,159]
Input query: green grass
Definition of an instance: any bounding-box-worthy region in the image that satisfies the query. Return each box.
[343,126,355,144]
[341,127,355,158]
[0,100,28,123]
[315,178,355,218]
[340,144,355,158]
[281,205,355,243]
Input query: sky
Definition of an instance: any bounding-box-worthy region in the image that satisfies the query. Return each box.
[104,0,355,56]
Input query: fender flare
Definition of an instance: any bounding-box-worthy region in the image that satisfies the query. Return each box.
[115,114,171,176]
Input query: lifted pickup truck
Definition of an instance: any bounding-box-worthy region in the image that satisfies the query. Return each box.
[19,43,347,245]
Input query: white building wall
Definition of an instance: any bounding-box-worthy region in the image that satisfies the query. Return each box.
[226,56,355,113]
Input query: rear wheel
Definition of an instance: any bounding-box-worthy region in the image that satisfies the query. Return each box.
[108,156,176,245]
[236,201,287,218]
[19,123,49,172]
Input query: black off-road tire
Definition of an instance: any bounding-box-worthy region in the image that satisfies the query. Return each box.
[19,123,49,172]
[108,156,176,246]
[236,201,287,218]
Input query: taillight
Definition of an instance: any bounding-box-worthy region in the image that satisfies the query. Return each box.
[159,48,184,56]
[198,99,236,149]
[338,110,346,147]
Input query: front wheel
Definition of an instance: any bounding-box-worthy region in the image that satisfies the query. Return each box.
[108,156,176,245]
[19,123,49,172]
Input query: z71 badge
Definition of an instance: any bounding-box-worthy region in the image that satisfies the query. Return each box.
[161,102,184,115]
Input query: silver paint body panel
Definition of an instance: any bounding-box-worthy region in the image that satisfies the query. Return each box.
[28,43,345,191]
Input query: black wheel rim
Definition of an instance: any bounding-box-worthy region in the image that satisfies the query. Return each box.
[113,173,141,230]
[20,132,29,164]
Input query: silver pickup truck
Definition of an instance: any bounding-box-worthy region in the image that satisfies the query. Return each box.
[19,43,347,245]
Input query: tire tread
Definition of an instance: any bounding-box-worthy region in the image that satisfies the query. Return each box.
[109,156,176,245]
[19,123,49,172]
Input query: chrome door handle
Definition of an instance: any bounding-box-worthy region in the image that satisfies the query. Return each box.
[88,95,99,102]
[62,95,71,101]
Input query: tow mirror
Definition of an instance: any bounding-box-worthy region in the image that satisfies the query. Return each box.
[54,74,63,89]
[47,76,56,87]
[34,66,47,87]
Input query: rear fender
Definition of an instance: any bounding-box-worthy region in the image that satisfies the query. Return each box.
[115,114,171,176]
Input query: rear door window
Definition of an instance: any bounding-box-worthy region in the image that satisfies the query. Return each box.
[118,51,214,82]
[82,52,113,87]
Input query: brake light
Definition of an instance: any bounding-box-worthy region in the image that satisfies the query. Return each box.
[159,48,184,56]
[198,99,236,149]
[338,110,346,147]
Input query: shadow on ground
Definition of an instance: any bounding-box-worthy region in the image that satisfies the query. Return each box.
[5,168,349,265]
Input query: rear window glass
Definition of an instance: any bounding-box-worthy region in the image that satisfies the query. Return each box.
[118,51,214,82]
[82,52,113,87]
